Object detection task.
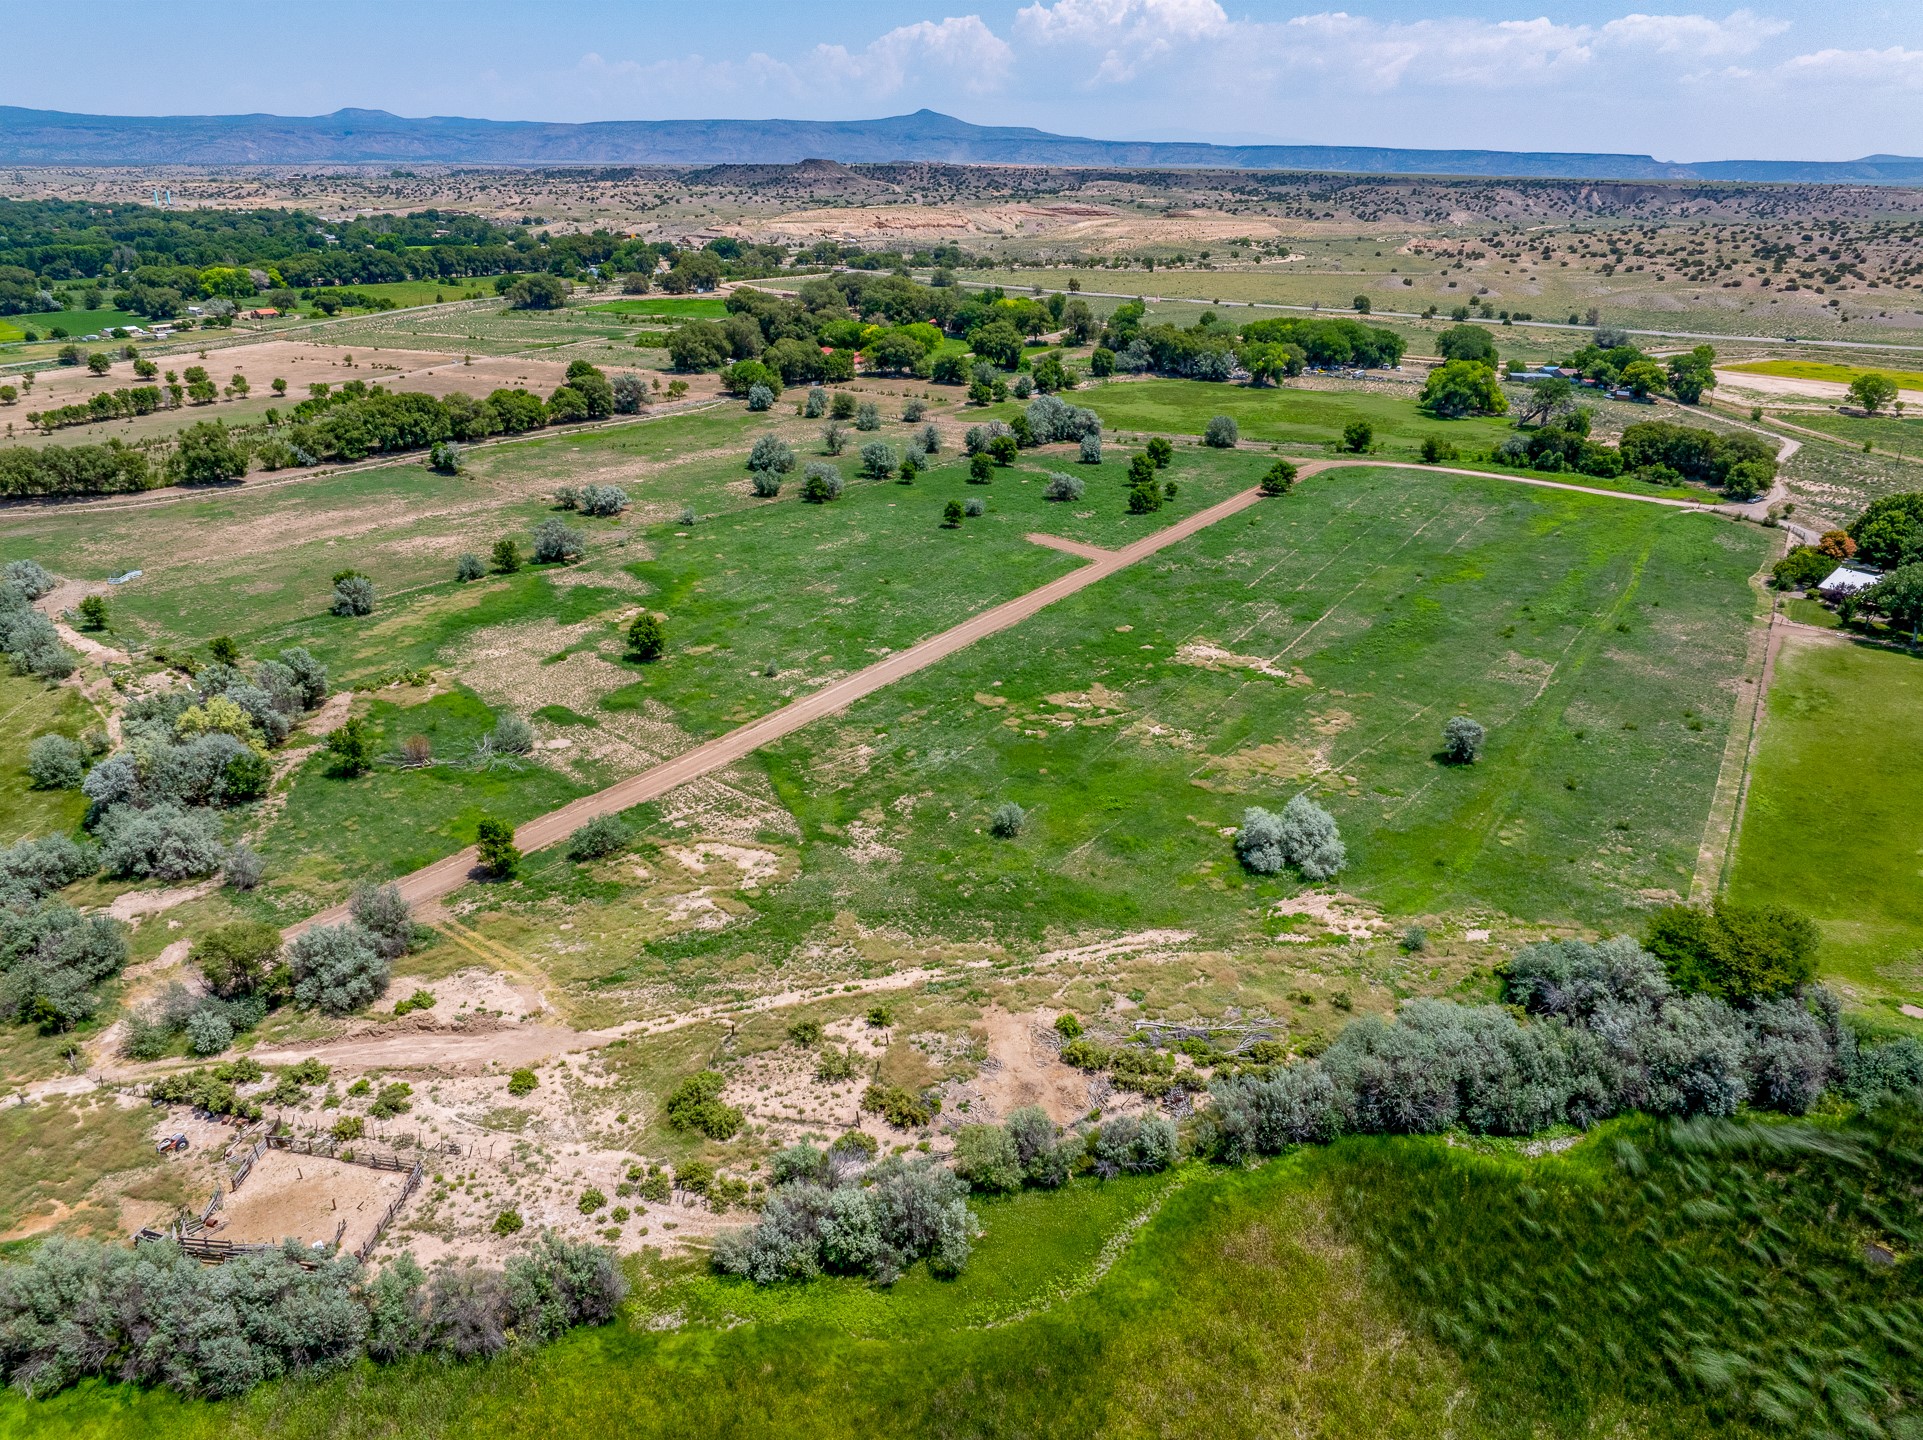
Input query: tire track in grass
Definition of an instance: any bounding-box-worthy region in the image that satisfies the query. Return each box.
[1439,528,1661,892]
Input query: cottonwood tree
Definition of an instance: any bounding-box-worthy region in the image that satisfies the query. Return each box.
[1849,373,1900,414]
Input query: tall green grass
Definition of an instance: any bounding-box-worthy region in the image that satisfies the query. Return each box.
[12,1110,1915,1439]
[1336,1109,1923,1438]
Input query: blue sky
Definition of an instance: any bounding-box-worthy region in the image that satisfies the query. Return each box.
[8,1,1921,160]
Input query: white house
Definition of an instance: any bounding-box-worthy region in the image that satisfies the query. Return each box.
[1817,565,1881,602]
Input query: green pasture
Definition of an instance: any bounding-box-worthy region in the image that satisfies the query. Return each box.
[1726,634,1923,1005]
[1774,408,1923,457]
[11,1109,1915,1440]
[0,671,94,845]
[0,309,149,344]
[300,278,508,311]
[577,463,1769,990]
[1077,377,1516,456]
[1730,358,1923,391]
[0,406,768,662]
[602,444,1271,738]
[248,687,596,918]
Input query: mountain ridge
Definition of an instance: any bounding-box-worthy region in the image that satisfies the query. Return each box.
[3,105,1921,184]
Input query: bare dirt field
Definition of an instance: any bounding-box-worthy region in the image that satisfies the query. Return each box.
[214,1147,409,1252]
[9,340,584,426]
[1714,367,1923,405]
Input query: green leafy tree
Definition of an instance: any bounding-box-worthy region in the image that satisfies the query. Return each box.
[1865,562,1923,644]
[627,610,666,661]
[1435,325,1498,365]
[491,537,522,573]
[1848,373,1900,415]
[77,594,108,630]
[1260,460,1298,496]
[1146,436,1173,468]
[325,715,376,776]
[1620,359,1667,398]
[942,499,964,528]
[968,452,994,484]
[664,1070,743,1139]
[1666,345,1717,404]
[1441,715,1485,763]
[476,817,520,878]
[192,921,284,998]
[504,274,570,310]
[167,420,247,485]
[1519,375,1574,424]
[1127,476,1163,514]
[1644,899,1818,1001]
[1342,419,1374,453]
[1421,360,1508,418]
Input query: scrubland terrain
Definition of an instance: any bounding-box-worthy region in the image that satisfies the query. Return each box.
[2,162,1921,1440]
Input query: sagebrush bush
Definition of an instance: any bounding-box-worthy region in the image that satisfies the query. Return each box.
[567,814,629,861]
[288,923,389,1015]
[1234,797,1346,880]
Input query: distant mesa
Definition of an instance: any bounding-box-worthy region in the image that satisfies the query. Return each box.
[2,105,1920,184]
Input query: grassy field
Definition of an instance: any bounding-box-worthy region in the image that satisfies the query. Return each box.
[1773,409,1923,458]
[296,279,509,310]
[247,687,600,919]
[995,263,1913,346]
[1077,376,1515,456]
[0,309,150,344]
[0,405,766,660]
[752,466,1765,929]
[456,461,1773,1026]
[1729,358,1923,391]
[10,1109,1914,1439]
[0,671,95,845]
[584,297,730,320]
[0,1094,161,1238]
[1727,632,1923,1006]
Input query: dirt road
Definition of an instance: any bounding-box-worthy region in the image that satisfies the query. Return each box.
[295,456,1728,936]
[295,481,1272,930]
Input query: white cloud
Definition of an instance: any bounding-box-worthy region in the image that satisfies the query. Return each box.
[1597,9,1787,57]
[1275,13,1594,91]
[1776,45,1923,88]
[568,16,1012,110]
[812,15,1014,95]
[1013,5,1812,93]
[1016,0,1229,82]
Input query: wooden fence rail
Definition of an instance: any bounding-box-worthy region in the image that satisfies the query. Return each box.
[357,1162,424,1262]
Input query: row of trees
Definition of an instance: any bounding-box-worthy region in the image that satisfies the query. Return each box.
[0,194,866,317]
[3,358,674,499]
[1207,926,1920,1159]
[0,1229,624,1399]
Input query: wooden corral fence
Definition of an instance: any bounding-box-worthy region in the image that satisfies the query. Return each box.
[134,1140,429,1267]
[267,1133,415,1171]
[230,1138,269,1189]
[356,1162,424,1261]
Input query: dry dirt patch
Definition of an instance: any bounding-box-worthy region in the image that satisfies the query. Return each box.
[214,1148,410,1253]
[972,1008,1095,1124]
[14,340,583,412]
